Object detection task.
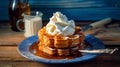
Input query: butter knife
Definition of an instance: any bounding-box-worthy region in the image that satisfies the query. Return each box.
[82,17,112,31]
[78,48,118,54]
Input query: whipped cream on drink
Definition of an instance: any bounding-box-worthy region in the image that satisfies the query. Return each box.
[46,12,75,36]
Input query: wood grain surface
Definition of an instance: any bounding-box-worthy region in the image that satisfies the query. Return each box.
[0,22,120,67]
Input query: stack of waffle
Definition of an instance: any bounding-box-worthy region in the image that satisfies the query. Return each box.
[38,26,85,56]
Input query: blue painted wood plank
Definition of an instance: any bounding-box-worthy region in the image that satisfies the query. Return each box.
[0,8,8,20]
[31,7,120,21]
[0,0,9,20]
[0,0,120,21]
[30,0,119,8]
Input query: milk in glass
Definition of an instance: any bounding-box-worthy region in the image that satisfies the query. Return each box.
[24,17,42,37]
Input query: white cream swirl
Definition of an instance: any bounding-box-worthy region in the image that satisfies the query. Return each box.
[46,12,75,36]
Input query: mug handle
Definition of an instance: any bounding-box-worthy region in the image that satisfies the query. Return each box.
[16,19,24,31]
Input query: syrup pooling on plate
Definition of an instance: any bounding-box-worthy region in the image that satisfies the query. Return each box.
[18,35,105,63]
[29,42,84,59]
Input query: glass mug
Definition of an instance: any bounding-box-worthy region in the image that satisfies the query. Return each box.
[17,11,43,37]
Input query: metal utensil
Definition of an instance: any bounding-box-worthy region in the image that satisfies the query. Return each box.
[78,48,118,54]
[82,17,112,31]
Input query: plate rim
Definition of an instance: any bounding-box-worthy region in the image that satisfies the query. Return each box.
[17,34,105,64]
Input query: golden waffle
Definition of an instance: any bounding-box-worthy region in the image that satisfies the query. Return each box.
[43,34,54,47]
[54,35,69,48]
[38,43,57,55]
[38,43,82,56]
[38,26,85,56]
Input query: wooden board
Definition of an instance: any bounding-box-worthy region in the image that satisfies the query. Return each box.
[0,22,120,67]
[84,23,120,45]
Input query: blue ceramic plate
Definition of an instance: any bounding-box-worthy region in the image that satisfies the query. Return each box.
[18,34,105,64]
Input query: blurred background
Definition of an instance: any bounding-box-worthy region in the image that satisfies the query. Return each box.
[0,0,120,21]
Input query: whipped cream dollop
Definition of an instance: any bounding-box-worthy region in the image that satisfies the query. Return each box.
[46,12,75,36]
